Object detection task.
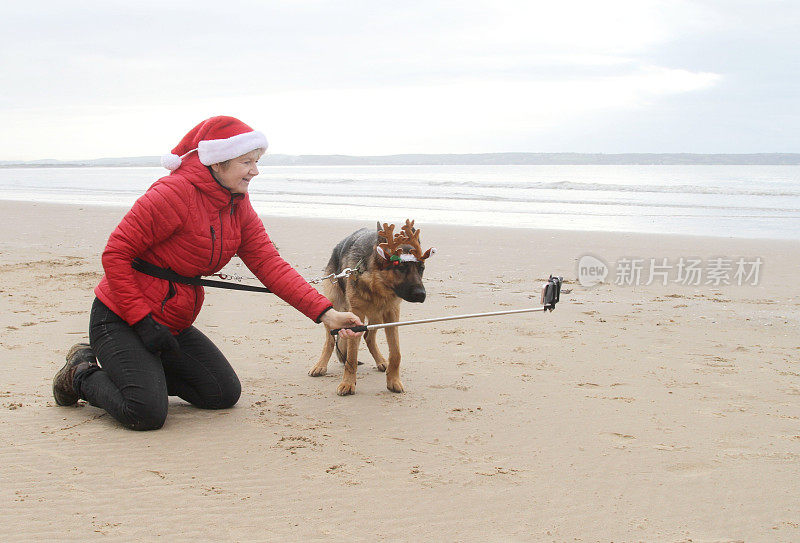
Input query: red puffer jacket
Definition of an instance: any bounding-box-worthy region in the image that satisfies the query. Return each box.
[94,156,332,333]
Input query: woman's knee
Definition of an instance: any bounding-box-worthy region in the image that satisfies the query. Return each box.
[203,375,241,410]
[123,398,168,431]
[214,376,242,409]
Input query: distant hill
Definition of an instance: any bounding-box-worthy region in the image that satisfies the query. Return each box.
[0,156,163,167]
[2,152,800,167]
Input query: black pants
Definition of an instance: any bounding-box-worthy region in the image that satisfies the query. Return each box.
[75,298,241,431]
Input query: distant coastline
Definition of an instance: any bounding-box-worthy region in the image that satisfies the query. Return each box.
[2,152,800,167]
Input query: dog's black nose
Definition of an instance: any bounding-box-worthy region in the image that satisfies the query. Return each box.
[407,286,426,303]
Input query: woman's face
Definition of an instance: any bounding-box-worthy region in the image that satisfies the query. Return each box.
[211,150,263,194]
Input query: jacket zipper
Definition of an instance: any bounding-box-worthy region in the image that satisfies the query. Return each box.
[209,196,238,271]
[192,286,199,316]
[209,226,216,266]
[215,210,225,270]
[161,281,176,313]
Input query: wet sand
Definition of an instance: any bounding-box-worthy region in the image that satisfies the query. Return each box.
[1,200,798,541]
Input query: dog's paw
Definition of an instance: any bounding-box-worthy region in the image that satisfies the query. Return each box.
[386,377,404,393]
[308,365,327,377]
[336,382,356,396]
[375,362,387,372]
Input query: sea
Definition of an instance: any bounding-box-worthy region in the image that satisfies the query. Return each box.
[0,164,798,239]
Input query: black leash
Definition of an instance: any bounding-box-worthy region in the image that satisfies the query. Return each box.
[133,257,366,365]
[131,258,272,293]
[333,328,366,365]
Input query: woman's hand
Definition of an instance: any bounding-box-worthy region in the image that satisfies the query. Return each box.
[320,309,364,338]
[133,314,181,360]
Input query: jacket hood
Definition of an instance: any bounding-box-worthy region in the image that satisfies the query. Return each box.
[170,153,244,211]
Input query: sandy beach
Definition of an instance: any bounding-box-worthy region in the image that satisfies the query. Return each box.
[1,200,798,541]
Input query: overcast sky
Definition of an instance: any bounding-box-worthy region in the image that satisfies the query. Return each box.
[1,0,798,160]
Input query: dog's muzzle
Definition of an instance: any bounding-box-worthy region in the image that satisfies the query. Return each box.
[399,285,426,303]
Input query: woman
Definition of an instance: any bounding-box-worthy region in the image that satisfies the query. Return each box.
[52,116,362,430]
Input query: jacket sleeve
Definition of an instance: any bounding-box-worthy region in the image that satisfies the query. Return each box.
[101,181,187,325]
[236,203,332,322]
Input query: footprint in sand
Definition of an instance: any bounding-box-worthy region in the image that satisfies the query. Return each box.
[665,462,715,475]
[602,432,636,444]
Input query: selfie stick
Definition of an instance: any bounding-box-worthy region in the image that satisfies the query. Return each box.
[330,307,551,335]
[330,276,564,336]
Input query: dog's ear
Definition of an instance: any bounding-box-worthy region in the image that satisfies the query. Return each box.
[377,221,387,242]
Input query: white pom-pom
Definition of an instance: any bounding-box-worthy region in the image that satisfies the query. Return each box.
[161,153,182,170]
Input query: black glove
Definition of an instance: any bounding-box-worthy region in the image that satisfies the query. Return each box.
[133,314,181,359]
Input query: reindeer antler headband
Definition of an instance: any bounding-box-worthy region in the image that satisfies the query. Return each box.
[376,219,436,265]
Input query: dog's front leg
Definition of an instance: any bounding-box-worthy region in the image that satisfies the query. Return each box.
[309,324,335,377]
[337,334,361,396]
[364,321,388,372]
[384,314,403,393]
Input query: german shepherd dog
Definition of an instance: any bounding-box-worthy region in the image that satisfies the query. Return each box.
[309,220,435,395]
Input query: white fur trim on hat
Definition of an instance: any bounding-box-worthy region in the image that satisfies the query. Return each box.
[198,131,268,166]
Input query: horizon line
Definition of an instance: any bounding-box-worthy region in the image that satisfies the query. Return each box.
[2,151,800,166]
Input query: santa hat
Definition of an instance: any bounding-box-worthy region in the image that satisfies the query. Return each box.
[161,116,268,170]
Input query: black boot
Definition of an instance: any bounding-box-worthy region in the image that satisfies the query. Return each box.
[53,343,97,406]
